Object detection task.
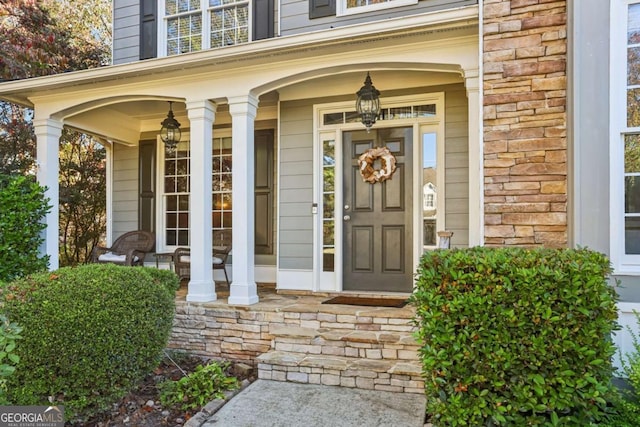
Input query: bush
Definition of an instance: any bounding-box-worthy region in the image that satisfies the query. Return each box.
[411,247,620,426]
[0,173,50,282]
[159,361,238,411]
[2,264,179,421]
[0,314,22,405]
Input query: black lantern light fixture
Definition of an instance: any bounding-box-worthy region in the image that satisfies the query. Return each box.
[160,101,182,154]
[356,72,381,133]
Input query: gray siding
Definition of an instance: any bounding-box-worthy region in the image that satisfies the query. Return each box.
[571,0,640,303]
[112,144,139,239]
[444,85,469,248]
[279,100,315,269]
[281,0,477,36]
[113,0,140,64]
[278,83,469,270]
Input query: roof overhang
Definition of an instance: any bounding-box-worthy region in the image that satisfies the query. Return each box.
[0,5,479,107]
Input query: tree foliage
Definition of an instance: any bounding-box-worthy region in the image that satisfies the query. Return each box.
[59,131,106,265]
[0,0,108,80]
[0,0,111,265]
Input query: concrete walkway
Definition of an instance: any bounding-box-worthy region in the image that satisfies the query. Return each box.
[200,380,427,427]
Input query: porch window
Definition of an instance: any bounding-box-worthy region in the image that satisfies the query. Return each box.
[164,141,190,246]
[164,0,249,55]
[162,137,231,248]
[337,0,417,16]
[322,137,336,272]
[422,132,438,248]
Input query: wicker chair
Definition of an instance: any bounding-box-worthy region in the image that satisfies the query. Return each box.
[173,245,231,284]
[91,230,155,266]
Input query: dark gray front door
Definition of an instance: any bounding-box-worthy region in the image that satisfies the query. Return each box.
[342,127,413,292]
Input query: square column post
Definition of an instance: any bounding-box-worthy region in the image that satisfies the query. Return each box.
[186,99,217,302]
[465,69,483,247]
[34,118,63,270]
[228,95,259,305]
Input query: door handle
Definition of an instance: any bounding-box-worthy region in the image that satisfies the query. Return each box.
[343,215,351,221]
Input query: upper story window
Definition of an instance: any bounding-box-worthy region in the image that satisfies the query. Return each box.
[337,0,417,17]
[163,0,249,55]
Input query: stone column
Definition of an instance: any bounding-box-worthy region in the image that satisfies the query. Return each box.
[186,99,217,302]
[34,118,63,270]
[483,0,568,247]
[228,95,259,305]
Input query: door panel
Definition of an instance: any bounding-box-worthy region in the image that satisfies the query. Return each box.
[342,127,413,292]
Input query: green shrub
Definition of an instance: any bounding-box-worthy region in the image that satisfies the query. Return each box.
[0,314,22,405]
[2,264,179,421]
[411,247,620,426]
[159,361,238,411]
[0,173,50,282]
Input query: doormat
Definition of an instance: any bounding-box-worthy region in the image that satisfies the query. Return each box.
[322,296,408,308]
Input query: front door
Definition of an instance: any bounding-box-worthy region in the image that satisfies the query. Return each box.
[342,127,413,292]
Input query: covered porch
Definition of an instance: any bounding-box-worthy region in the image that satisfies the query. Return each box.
[0,9,481,305]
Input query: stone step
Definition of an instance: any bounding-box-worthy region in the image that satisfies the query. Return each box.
[269,326,421,362]
[256,350,424,394]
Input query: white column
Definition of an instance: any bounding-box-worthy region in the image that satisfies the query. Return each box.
[186,100,217,302]
[228,95,259,305]
[465,69,483,247]
[34,118,63,270]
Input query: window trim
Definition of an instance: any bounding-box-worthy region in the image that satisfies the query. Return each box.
[157,0,252,57]
[336,0,417,17]
[611,0,640,273]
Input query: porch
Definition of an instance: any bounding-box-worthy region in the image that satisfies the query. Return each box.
[168,282,424,394]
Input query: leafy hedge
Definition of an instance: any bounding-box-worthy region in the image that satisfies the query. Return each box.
[2,264,179,420]
[411,247,619,426]
[0,173,50,282]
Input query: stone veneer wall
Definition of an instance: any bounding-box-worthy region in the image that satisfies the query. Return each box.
[483,0,568,247]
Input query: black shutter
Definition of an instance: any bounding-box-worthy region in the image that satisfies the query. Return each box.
[140,0,158,59]
[309,0,335,19]
[255,129,274,254]
[253,0,274,40]
[139,140,156,232]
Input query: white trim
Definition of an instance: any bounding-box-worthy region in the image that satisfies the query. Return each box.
[104,140,113,246]
[610,0,640,274]
[337,0,418,17]
[613,302,640,371]
[277,269,314,291]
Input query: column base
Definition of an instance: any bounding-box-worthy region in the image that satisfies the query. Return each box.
[228,282,259,305]
[186,279,217,302]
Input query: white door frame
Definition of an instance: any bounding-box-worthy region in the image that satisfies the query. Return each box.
[312,92,445,293]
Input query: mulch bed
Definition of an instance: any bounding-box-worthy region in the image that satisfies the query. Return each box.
[75,354,256,427]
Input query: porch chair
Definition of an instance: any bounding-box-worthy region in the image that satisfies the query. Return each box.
[173,245,231,285]
[91,230,155,266]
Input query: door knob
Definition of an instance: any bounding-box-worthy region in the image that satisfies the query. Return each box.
[343,215,351,221]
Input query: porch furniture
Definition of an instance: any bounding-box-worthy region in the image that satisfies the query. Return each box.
[437,231,453,249]
[173,245,231,284]
[91,230,155,266]
[154,252,175,271]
